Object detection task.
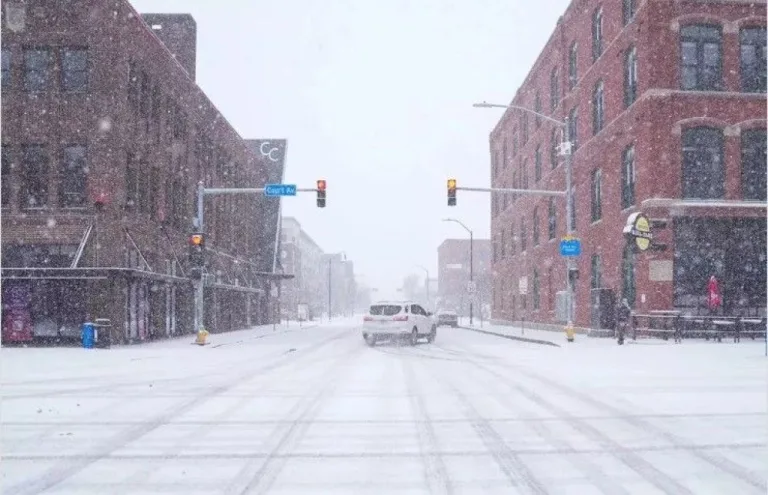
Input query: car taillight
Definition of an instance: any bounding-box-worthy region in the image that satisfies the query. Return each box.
[363,316,373,321]
[392,315,409,322]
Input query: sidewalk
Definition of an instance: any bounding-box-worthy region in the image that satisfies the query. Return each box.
[457,318,568,347]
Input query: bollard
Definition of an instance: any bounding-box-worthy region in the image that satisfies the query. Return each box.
[565,324,574,342]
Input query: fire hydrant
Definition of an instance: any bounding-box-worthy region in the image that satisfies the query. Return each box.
[565,324,575,342]
[194,328,209,346]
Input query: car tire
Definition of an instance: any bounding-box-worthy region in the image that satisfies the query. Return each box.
[410,328,418,346]
[365,336,376,347]
[427,326,436,343]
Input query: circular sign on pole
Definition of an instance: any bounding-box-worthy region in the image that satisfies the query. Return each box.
[623,212,653,251]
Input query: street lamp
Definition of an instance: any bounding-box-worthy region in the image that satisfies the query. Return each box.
[442,218,474,325]
[328,251,346,321]
[415,265,430,307]
[473,100,576,333]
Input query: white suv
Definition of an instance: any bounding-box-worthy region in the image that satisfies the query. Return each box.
[362,301,436,346]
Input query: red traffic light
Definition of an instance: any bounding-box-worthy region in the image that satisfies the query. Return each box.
[317,179,327,191]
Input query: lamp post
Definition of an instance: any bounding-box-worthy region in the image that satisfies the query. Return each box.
[442,218,474,326]
[473,101,575,332]
[327,251,346,321]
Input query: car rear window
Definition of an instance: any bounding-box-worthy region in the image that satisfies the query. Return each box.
[369,305,402,316]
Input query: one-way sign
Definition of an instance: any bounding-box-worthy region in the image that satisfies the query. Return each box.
[264,184,297,196]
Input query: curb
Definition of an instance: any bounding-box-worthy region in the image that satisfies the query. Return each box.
[459,326,561,347]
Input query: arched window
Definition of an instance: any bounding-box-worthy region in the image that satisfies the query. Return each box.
[682,127,724,199]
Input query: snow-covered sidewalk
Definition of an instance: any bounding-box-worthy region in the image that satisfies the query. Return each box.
[457,317,568,346]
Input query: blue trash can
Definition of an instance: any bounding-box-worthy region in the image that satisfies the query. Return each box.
[81,321,95,349]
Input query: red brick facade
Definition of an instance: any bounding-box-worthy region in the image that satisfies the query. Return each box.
[489,0,766,330]
[1,0,285,343]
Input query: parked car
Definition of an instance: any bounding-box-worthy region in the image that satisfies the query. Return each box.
[362,301,436,346]
[436,310,459,328]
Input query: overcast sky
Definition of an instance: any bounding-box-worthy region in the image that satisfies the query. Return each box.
[131,0,570,298]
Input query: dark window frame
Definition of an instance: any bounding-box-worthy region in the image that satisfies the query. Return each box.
[680,24,723,91]
[623,0,636,25]
[592,7,604,61]
[591,169,602,222]
[568,108,579,151]
[61,47,88,93]
[534,145,542,182]
[532,207,540,246]
[592,80,604,135]
[58,144,88,208]
[550,67,559,111]
[569,42,578,90]
[741,128,767,201]
[682,127,725,199]
[740,27,767,93]
[591,254,602,290]
[532,269,540,310]
[20,144,50,209]
[1,48,11,90]
[23,47,52,92]
[548,198,556,240]
[534,92,542,128]
[520,218,527,252]
[624,46,638,107]
[550,128,559,170]
[621,144,636,209]
[2,145,11,207]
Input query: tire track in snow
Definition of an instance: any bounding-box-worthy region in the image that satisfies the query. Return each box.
[401,357,454,494]
[1,329,351,495]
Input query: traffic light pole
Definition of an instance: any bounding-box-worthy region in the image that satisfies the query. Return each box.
[194,182,321,335]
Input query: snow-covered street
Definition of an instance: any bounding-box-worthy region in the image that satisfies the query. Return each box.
[1,322,765,494]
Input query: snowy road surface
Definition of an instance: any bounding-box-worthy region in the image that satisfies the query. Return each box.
[1,321,766,494]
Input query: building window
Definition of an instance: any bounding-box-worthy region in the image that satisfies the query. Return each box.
[502,141,507,169]
[682,127,724,199]
[591,169,602,222]
[24,48,52,92]
[21,145,49,208]
[503,185,508,210]
[522,159,529,190]
[59,145,87,208]
[520,219,527,252]
[591,254,602,290]
[568,107,578,151]
[500,230,506,259]
[2,145,11,207]
[624,46,638,107]
[623,0,636,25]
[569,42,578,90]
[741,129,767,201]
[512,129,519,156]
[534,92,542,128]
[1,49,10,90]
[512,172,518,201]
[521,113,529,145]
[532,207,540,246]
[548,198,556,240]
[621,145,636,209]
[149,167,161,219]
[550,68,559,110]
[61,47,87,92]
[509,225,516,255]
[125,153,138,207]
[534,146,542,182]
[681,25,722,91]
[740,27,766,93]
[592,80,604,135]
[532,269,540,310]
[622,243,636,306]
[592,8,603,61]
[550,128,559,169]
[492,151,498,178]
[139,72,150,117]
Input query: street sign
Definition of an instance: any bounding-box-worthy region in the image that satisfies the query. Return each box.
[559,237,582,257]
[467,281,477,294]
[264,184,297,197]
[519,277,528,295]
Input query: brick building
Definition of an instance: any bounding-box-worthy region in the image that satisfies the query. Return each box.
[1,1,288,343]
[488,0,766,330]
[437,239,491,318]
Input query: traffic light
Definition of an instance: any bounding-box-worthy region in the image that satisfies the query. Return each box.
[316,179,326,208]
[189,233,205,279]
[447,179,457,206]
